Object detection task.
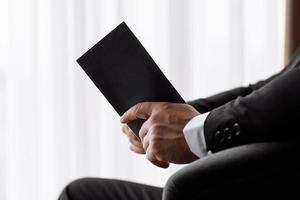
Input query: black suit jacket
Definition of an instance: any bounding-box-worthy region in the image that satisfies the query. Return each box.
[188,48,300,153]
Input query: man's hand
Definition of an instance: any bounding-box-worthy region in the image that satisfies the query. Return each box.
[120,102,200,168]
[121,124,145,154]
[121,123,170,168]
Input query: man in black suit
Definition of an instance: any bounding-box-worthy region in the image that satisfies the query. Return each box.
[59,48,300,200]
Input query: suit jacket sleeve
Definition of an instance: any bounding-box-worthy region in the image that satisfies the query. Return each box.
[187,72,282,113]
[187,48,300,152]
[187,48,300,114]
[204,67,300,152]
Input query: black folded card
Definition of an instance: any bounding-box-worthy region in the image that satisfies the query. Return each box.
[77,22,185,138]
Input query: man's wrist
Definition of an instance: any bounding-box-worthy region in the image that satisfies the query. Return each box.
[183,112,210,158]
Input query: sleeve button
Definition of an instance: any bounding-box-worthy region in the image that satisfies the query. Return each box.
[232,123,241,136]
[215,131,225,143]
[224,128,232,140]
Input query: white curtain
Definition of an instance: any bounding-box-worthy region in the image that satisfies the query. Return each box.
[0,0,286,199]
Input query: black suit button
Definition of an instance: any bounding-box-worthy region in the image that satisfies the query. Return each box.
[224,128,232,140]
[232,123,241,136]
[215,131,225,143]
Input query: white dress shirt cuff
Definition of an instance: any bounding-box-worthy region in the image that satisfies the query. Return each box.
[183,112,209,158]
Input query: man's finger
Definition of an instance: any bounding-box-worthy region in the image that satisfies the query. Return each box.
[129,135,143,148]
[122,124,143,147]
[146,149,169,169]
[130,145,145,154]
[142,133,150,151]
[121,124,130,134]
[120,102,156,123]
[139,119,151,143]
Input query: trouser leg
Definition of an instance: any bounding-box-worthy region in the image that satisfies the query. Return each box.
[163,141,300,200]
[58,178,163,200]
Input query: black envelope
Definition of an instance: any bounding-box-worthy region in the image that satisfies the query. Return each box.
[77,22,185,138]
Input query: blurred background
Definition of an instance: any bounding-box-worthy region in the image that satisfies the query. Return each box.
[0,0,288,199]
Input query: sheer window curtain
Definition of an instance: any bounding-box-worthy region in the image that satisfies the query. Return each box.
[0,0,285,199]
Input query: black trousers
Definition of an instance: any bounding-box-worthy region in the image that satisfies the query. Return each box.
[58,140,300,200]
[59,178,162,200]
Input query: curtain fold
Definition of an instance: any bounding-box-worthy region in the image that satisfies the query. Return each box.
[0,1,286,200]
[285,0,300,63]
